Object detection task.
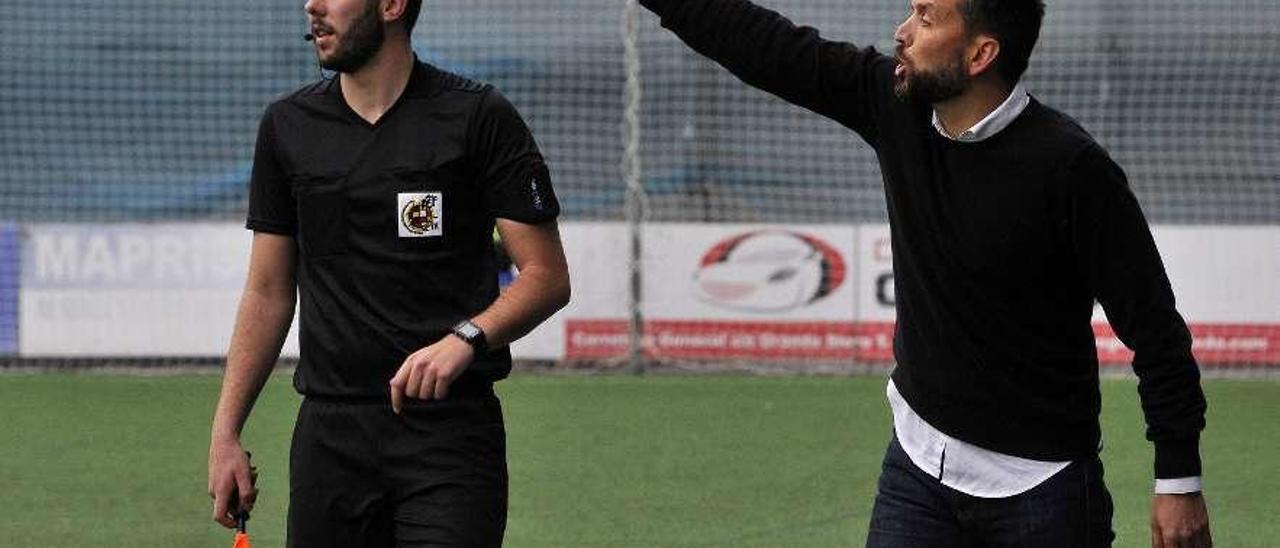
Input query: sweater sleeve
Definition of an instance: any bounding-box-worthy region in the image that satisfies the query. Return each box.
[1069,144,1206,479]
[639,0,897,142]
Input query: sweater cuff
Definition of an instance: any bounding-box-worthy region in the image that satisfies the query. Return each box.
[1153,437,1201,479]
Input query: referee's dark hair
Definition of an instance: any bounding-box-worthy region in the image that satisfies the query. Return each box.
[403,0,423,34]
[958,0,1045,86]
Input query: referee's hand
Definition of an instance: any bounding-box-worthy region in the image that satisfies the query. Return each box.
[208,442,257,529]
[389,335,476,413]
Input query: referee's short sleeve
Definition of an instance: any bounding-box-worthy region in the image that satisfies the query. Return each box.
[469,88,560,224]
[246,106,298,235]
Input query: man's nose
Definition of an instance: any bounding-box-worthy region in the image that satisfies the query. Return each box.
[894,19,911,46]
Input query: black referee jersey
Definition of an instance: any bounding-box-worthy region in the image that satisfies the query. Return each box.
[246,59,560,398]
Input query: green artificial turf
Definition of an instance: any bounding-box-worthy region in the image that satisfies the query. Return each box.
[0,373,1274,547]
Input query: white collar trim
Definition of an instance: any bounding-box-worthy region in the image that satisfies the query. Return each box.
[932,82,1030,142]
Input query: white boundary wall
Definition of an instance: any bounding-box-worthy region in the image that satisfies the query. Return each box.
[16,222,1280,365]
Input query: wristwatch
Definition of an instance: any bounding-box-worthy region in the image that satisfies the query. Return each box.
[450,319,488,353]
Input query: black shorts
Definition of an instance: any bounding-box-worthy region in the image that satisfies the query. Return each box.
[287,383,507,547]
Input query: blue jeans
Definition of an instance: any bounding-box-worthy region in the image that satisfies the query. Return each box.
[866,437,1114,547]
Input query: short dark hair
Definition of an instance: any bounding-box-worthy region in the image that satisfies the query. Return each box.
[403,0,423,34]
[958,0,1045,85]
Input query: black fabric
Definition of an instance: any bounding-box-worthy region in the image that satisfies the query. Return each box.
[641,0,1205,478]
[246,60,560,397]
[287,389,508,548]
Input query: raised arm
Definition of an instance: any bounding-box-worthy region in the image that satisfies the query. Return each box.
[639,0,897,138]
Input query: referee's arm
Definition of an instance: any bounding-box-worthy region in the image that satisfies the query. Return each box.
[389,219,569,412]
[474,218,571,348]
[208,232,298,528]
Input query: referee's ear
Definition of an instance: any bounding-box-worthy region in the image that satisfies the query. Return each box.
[380,0,410,31]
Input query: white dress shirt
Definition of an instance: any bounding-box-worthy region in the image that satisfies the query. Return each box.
[889,380,1070,498]
[892,82,1203,497]
[930,81,1031,142]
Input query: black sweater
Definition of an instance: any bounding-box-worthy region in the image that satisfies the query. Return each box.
[641,0,1205,478]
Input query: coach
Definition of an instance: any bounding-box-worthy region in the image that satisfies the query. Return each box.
[639,0,1211,546]
[207,0,569,545]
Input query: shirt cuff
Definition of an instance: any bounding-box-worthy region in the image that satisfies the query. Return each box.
[1154,476,1202,494]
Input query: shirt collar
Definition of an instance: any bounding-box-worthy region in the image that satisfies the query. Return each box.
[326,56,437,99]
[403,56,438,98]
[931,81,1030,142]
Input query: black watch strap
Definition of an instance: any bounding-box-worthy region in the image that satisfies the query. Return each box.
[450,320,488,353]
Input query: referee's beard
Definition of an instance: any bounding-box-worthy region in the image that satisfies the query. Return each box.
[320,0,386,74]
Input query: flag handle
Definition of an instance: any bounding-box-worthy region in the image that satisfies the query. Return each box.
[233,450,254,533]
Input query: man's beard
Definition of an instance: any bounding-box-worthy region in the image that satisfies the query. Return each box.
[321,0,386,73]
[894,54,969,104]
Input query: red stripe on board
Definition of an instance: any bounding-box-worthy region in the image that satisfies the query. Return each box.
[1094,323,1280,365]
[566,320,896,361]
[567,320,1280,365]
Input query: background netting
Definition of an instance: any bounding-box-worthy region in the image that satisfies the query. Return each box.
[1,0,1276,367]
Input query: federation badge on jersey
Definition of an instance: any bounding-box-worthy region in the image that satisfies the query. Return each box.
[398,192,443,238]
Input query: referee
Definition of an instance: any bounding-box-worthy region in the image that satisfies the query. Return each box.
[639,0,1211,546]
[207,0,569,545]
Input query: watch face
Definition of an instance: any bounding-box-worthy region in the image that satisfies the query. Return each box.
[456,322,480,339]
